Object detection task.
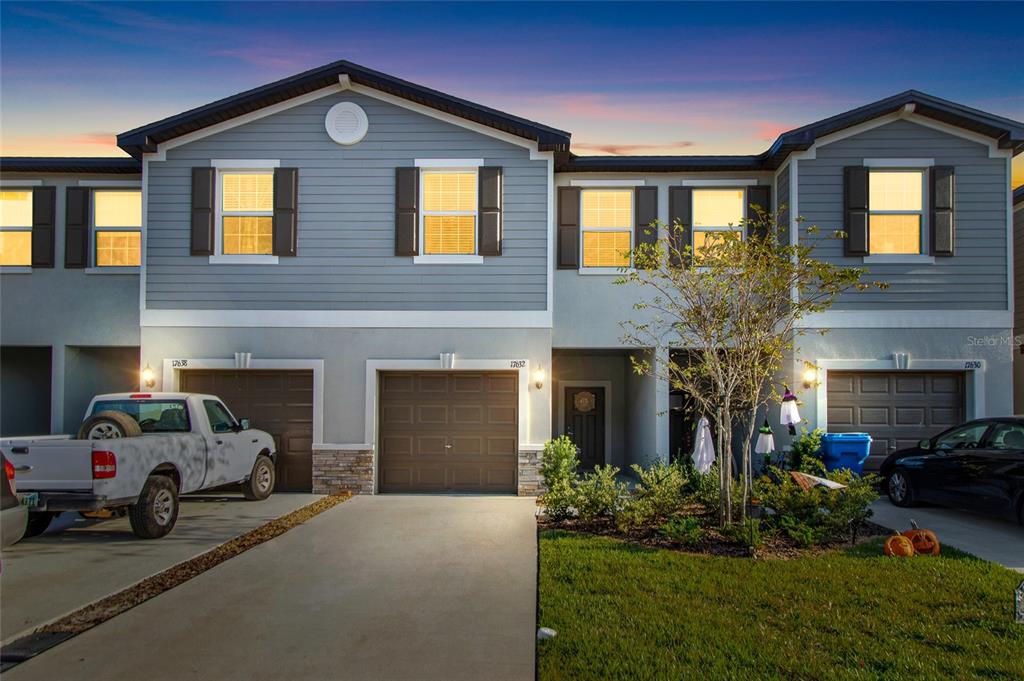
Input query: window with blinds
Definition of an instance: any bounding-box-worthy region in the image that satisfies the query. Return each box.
[868,170,924,254]
[580,189,632,269]
[422,171,477,255]
[0,189,33,266]
[94,190,142,267]
[221,172,273,255]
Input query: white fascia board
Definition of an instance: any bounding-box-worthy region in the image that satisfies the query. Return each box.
[0,179,43,187]
[797,310,1012,329]
[142,308,553,328]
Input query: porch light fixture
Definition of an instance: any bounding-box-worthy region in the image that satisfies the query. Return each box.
[801,366,819,389]
[141,364,156,389]
[533,366,545,390]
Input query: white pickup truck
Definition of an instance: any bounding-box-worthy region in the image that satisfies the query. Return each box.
[1,392,277,539]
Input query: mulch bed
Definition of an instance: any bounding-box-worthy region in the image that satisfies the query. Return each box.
[539,512,890,560]
[34,494,351,635]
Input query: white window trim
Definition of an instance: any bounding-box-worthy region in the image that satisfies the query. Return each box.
[863,158,934,168]
[414,158,484,168]
[210,159,281,169]
[570,179,645,187]
[866,168,928,257]
[579,188,634,271]
[213,168,279,264]
[862,254,935,265]
[691,186,748,253]
[416,166,480,263]
[1,185,35,269]
[91,188,142,269]
[78,179,142,187]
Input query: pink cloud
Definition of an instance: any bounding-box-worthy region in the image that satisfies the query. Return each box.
[572,140,697,155]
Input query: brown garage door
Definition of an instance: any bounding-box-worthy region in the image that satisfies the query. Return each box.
[827,371,964,470]
[378,371,518,493]
[180,369,314,492]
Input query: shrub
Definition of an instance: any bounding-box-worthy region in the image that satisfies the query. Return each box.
[721,518,764,550]
[659,516,705,547]
[539,436,580,520]
[575,465,627,521]
[690,462,721,514]
[788,427,826,475]
[631,461,688,520]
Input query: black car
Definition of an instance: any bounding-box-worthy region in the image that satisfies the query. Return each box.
[879,417,1024,525]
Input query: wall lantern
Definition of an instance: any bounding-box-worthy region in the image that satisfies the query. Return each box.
[533,366,546,390]
[141,364,156,389]
[801,366,819,389]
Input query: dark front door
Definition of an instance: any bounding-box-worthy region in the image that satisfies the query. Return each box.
[180,369,315,492]
[564,387,605,469]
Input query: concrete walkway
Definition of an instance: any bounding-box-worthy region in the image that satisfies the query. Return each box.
[1,492,320,644]
[870,499,1024,572]
[6,495,538,681]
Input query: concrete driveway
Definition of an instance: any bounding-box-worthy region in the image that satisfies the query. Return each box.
[1,492,319,644]
[871,499,1024,572]
[5,495,538,681]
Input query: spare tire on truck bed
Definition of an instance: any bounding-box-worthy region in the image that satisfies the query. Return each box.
[77,410,142,440]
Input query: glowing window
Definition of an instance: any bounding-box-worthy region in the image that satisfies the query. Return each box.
[692,229,743,262]
[580,190,632,269]
[420,171,477,255]
[96,231,142,267]
[868,171,924,254]
[691,188,746,258]
[93,191,142,267]
[220,173,274,255]
[0,190,33,266]
[582,231,630,268]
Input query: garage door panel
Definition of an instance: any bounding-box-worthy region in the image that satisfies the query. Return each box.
[381,404,414,426]
[179,369,314,492]
[379,370,518,493]
[828,371,964,472]
[381,435,413,457]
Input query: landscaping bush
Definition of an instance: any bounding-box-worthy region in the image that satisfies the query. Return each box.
[755,466,880,546]
[721,518,764,550]
[787,427,826,475]
[540,436,580,520]
[575,465,627,521]
[631,461,688,519]
[658,516,705,547]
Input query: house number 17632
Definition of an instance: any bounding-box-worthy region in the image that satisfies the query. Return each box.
[510,360,527,369]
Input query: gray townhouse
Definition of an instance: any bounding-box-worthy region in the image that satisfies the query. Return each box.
[2,60,1022,492]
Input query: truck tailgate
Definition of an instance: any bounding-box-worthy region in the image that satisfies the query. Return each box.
[1,438,93,491]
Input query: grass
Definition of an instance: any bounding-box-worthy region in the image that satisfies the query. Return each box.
[538,530,1024,681]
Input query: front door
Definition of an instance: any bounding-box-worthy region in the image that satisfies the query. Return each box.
[564,387,605,469]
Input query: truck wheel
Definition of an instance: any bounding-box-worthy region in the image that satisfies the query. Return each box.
[23,511,58,538]
[129,475,179,539]
[241,455,275,501]
[78,411,142,440]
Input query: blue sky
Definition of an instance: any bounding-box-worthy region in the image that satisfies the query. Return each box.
[2,1,1021,184]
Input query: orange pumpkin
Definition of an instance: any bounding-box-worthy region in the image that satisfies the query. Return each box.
[901,519,940,556]
[884,533,916,557]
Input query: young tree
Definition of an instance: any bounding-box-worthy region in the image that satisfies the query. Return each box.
[618,207,885,525]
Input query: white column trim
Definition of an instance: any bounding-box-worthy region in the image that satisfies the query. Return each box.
[556,380,612,465]
[161,358,324,446]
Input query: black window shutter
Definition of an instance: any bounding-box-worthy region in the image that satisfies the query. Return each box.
[931,166,955,256]
[634,186,658,247]
[64,187,91,268]
[844,166,869,256]
[191,167,215,256]
[746,185,772,242]
[395,167,419,256]
[30,187,56,268]
[273,167,298,257]
[668,186,692,267]
[478,166,502,256]
[557,186,580,269]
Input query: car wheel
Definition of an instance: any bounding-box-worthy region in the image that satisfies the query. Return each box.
[77,411,142,440]
[241,455,275,501]
[887,469,916,507]
[129,475,179,539]
[22,511,57,538]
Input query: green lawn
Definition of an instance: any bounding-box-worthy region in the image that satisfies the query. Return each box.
[538,530,1024,681]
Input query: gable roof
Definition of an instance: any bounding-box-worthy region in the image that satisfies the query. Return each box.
[561,90,1024,173]
[117,60,571,158]
[0,157,141,174]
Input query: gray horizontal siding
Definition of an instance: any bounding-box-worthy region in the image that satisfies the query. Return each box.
[798,119,1008,310]
[1016,204,1024,329]
[146,90,548,311]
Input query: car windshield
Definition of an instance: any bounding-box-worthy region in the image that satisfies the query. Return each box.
[91,400,190,433]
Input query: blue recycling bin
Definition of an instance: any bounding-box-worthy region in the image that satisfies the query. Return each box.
[820,433,872,475]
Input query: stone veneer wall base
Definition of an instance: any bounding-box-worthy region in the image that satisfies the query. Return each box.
[313,449,374,495]
[518,449,543,496]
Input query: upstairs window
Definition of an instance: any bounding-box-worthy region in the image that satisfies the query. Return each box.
[422,170,477,255]
[868,170,924,254]
[581,189,632,268]
[221,172,274,255]
[94,190,142,267]
[692,188,744,262]
[0,190,33,266]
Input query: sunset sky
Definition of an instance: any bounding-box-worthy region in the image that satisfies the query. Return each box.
[2,1,1021,186]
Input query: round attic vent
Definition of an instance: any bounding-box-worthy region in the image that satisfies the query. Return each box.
[325,102,368,145]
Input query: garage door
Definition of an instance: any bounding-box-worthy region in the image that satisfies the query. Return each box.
[378,371,518,493]
[827,371,964,470]
[180,369,314,492]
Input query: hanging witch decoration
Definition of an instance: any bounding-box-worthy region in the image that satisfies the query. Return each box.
[754,419,775,455]
[780,386,802,435]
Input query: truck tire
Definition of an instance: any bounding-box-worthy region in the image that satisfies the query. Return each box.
[78,411,142,440]
[129,475,179,539]
[241,455,275,501]
[23,511,58,538]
